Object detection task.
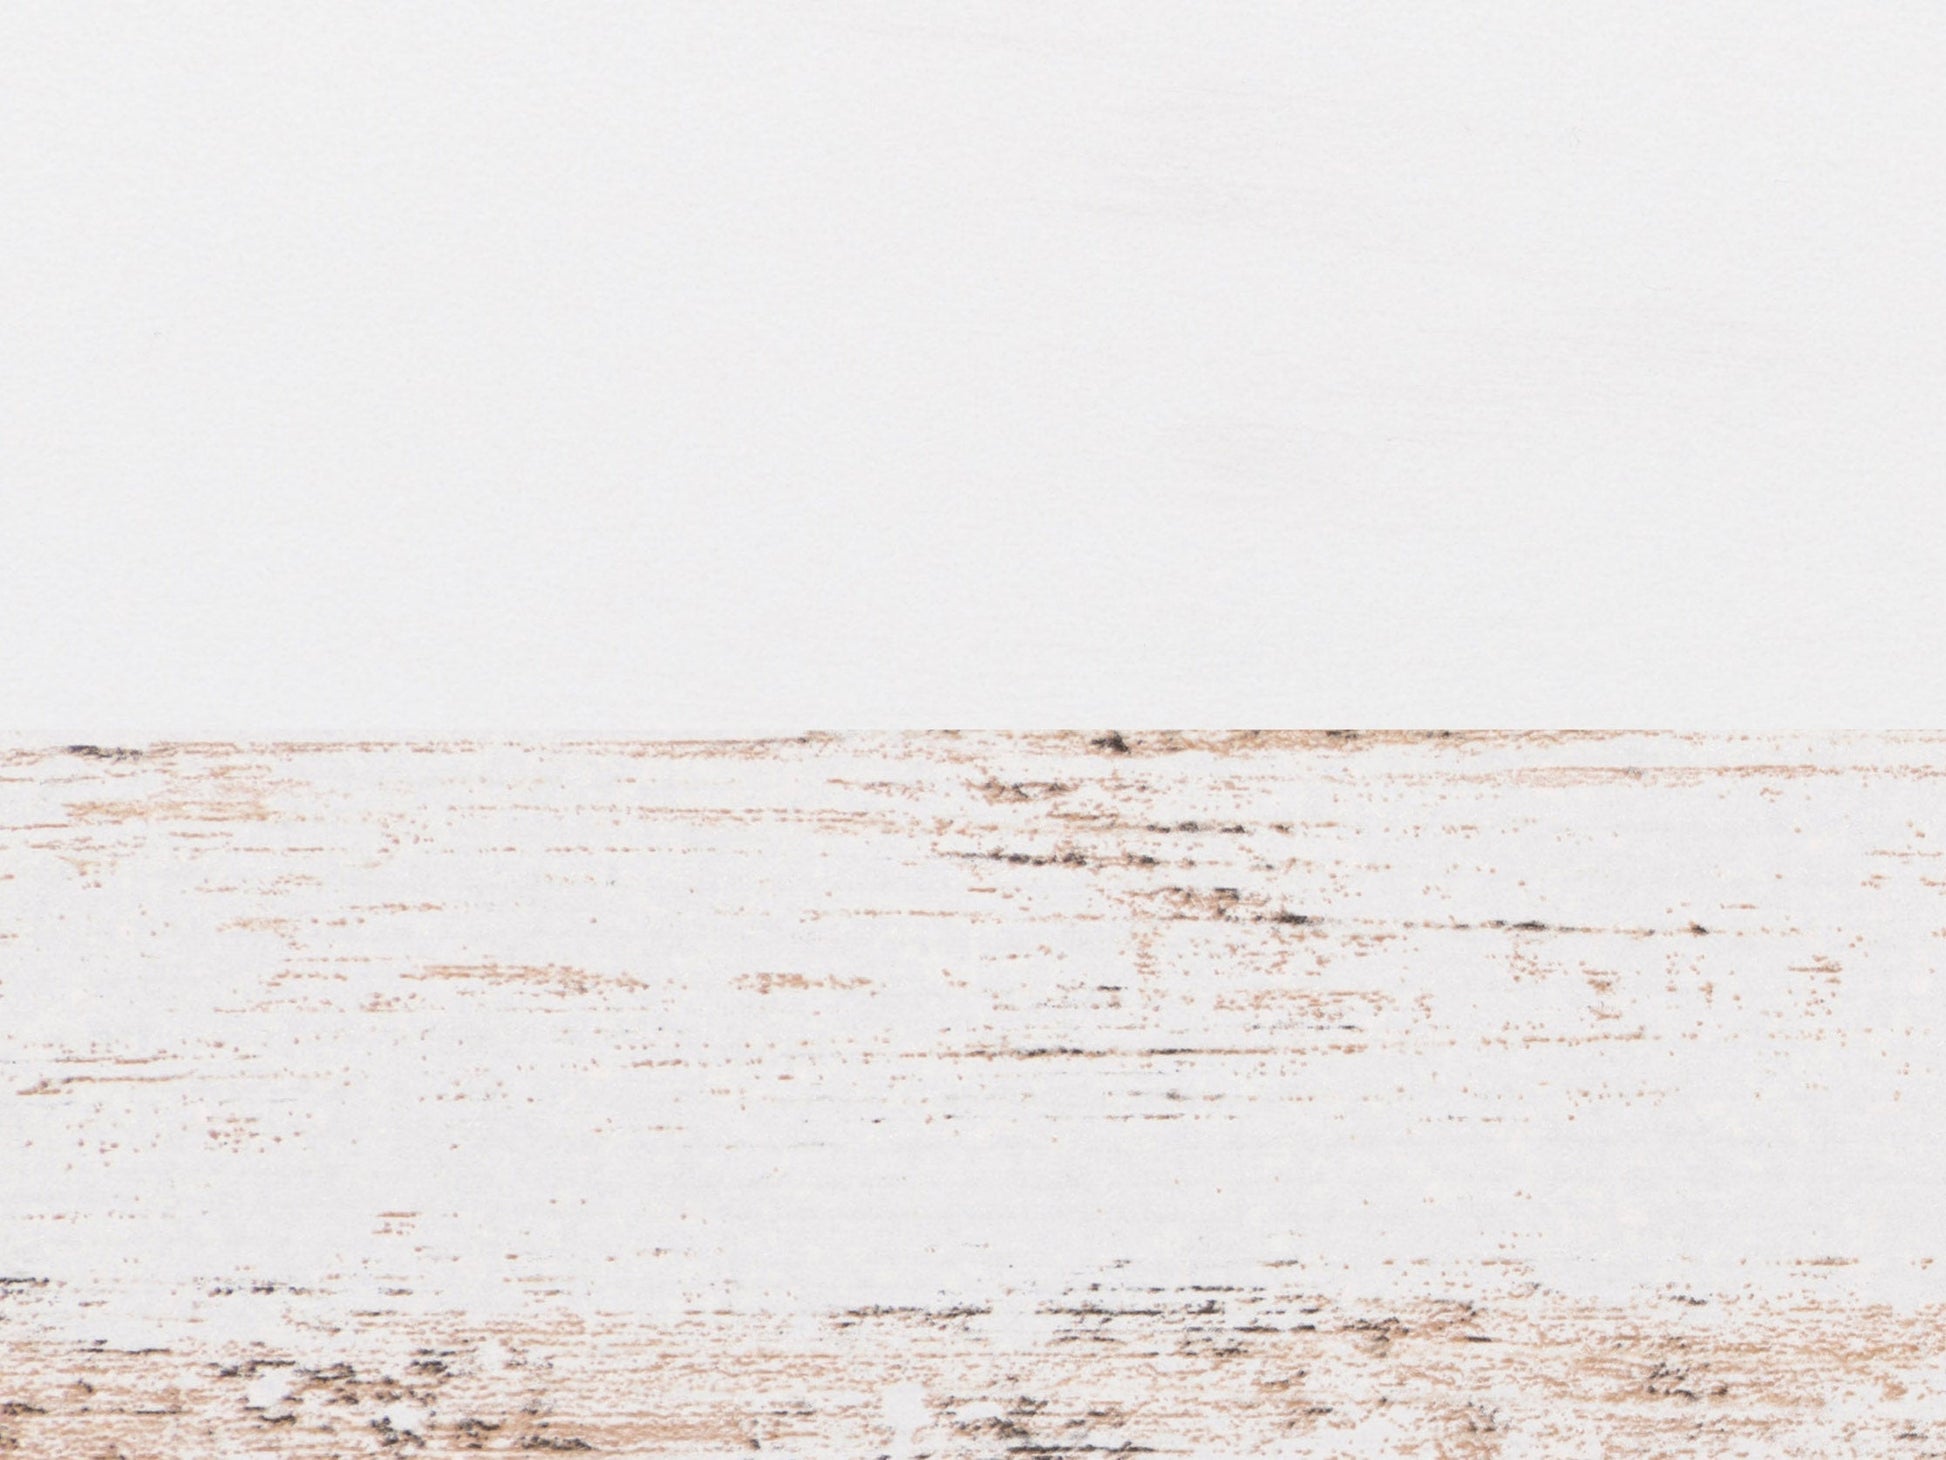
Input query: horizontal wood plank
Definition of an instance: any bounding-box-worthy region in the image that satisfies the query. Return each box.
[3,733,1944,1455]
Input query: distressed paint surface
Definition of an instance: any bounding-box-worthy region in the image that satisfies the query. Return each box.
[3,732,1944,1456]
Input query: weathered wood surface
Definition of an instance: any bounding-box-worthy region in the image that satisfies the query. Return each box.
[3,732,1945,1456]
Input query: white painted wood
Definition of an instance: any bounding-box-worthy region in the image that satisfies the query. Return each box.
[3,733,1944,1453]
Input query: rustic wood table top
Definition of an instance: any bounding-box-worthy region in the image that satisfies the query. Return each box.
[3,733,1942,1455]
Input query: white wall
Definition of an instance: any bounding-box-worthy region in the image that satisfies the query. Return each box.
[5,4,1943,731]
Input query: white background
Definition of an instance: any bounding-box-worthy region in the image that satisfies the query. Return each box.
[4,3,1943,733]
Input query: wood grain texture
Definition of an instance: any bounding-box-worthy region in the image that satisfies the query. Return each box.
[4,732,1945,1456]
